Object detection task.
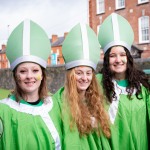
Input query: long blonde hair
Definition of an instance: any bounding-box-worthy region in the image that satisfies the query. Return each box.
[64,68,110,137]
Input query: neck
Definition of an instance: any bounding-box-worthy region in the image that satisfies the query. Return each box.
[78,90,86,100]
[22,92,39,102]
[114,73,126,80]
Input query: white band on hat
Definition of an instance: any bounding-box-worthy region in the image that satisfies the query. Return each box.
[112,13,120,41]
[103,41,131,53]
[65,59,97,70]
[11,55,47,70]
[80,23,89,59]
[23,19,30,55]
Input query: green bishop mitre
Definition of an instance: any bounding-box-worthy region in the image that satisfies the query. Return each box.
[62,23,101,71]
[98,13,134,53]
[6,19,51,70]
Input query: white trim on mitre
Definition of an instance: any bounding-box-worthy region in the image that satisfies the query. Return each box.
[23,19,30,55]
[80,23,89,60]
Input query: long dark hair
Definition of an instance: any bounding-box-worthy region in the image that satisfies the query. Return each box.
[100,47,150,103]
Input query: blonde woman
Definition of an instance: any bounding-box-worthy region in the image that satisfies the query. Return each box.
[53,23,111,150]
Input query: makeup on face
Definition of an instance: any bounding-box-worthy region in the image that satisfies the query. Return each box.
[36,74,42,80]
[109,46,127,80]
[122,58,127,63]
[15,62,43,97]
[16,63,43,81]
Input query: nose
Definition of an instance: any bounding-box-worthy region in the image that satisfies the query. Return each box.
[81,74,87,80]
[115,55,121,62]
[26,70,34,79]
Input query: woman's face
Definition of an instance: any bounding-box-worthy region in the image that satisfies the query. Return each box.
[15,62,43,95]
[74,66,93,93]
[109,46,127,79]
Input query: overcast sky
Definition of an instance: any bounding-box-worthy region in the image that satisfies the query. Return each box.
[0,0,88,46]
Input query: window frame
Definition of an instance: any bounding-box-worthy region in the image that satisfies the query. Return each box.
[96,0,105,14]
[138,0,149,4]
[115,0,125,10]
[138,16,150,43]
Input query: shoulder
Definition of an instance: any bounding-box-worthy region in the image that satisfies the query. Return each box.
[96,73,103,83]
[0,97,14,117]
[52,87,64,102]
[0,97,14,108]
[141,85,150,97]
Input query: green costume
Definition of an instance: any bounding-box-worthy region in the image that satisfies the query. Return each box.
[98,13,150,149]
[0,19,62,149]
[53,23,111,149]
[0,95,62,150]
[53,87,111,150]
[97,74,150,150]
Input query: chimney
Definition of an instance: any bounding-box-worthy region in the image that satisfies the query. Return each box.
[1,44,6,51]
[64,32,68,38]
[51,35,58,43]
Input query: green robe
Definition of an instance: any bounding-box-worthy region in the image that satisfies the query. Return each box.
[0,95,62,150]
[97,73,150,150]
[52,87,111,150]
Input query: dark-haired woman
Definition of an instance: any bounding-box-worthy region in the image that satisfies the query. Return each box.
[97,13,150,150]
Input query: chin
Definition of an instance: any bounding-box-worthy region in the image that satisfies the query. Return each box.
[78,88,87,92]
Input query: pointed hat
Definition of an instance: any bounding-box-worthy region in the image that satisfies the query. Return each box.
[6,19,51,70]
[98,13,134,53]
[62,23,101,70]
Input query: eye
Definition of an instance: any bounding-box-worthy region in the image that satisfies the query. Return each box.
[87,72,92,76]
[75,72,81,75]
[19,70,26,73]
[120,53,126,57]
[75,71,83,76]
[109,54,116,58]
[33,69,39,73]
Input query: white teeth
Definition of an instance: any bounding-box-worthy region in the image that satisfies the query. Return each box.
[25,81,35,84]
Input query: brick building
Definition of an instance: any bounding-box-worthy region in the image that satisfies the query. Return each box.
[0,44,9,69]
[89,0,150,58]
[49,33,68,65]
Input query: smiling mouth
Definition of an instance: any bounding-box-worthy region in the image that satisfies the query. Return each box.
[79,82,89,86]
[114,64,124,67]
[25,81,36,85]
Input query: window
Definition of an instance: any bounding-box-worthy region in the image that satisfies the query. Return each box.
[96,0,105,14]
[51,53,58,65]
[139,16,150,43]
[57,49,59,55]
[116,0,125,9]
[138,0,149,4]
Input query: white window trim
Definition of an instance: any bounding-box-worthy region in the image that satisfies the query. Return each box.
[138,16,150,44]
[96,0,105,14]
[115,0,125,10]
[138,0,149,4]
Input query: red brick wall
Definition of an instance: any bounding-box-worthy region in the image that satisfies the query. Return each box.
[51,46,64,65]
